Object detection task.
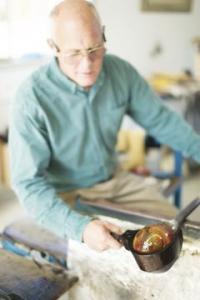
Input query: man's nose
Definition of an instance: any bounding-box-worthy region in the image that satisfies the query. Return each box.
[79,54,92,69]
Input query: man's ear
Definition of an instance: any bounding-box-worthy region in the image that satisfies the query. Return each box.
[47,38,55,49]
[102,26,107,42]
[47,38,59,56]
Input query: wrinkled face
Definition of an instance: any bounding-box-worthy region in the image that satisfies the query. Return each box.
[50,19,105,89]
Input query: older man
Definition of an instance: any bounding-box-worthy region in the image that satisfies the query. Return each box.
[9,0,200,251]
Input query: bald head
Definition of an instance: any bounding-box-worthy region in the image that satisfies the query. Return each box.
[49,0,103,45]
[50,0,101,25]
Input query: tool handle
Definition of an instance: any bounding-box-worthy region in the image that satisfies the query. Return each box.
[110,232,124,244]
[174,197,200,230]
[111,230,138,251]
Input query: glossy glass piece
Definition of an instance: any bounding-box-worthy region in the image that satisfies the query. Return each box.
[133,223,174,254]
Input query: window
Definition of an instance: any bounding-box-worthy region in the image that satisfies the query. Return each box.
[0,0,53,59]
[0,0,96,60]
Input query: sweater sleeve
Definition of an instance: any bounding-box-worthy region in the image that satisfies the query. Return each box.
[9,88,93,241]
[127,66,200,163]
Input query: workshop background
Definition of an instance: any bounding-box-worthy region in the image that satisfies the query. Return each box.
[1,0,200,226]
[0,1,200,299]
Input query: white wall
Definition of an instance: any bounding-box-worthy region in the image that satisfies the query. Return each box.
[95,0,200,77]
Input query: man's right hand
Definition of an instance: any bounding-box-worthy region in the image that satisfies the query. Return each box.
[82,219,123,251]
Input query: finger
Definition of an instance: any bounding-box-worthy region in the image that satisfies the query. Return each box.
[105,234,122,249]
[104,221,123,235]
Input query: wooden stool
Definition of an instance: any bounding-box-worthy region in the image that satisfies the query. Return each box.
[0,219,78,299]
[0,248,78,300]
[2,219,68,268]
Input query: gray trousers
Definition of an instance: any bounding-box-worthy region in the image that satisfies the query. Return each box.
[60,169,177,217]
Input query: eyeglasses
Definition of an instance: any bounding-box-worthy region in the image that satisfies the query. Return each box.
[48,39,105,65]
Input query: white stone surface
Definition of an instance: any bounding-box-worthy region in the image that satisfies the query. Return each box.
[67,217,200,300]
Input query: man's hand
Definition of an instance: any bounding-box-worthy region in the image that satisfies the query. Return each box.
[83,219,123,251]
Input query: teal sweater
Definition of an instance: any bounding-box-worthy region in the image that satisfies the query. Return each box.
[9,54,200,241]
